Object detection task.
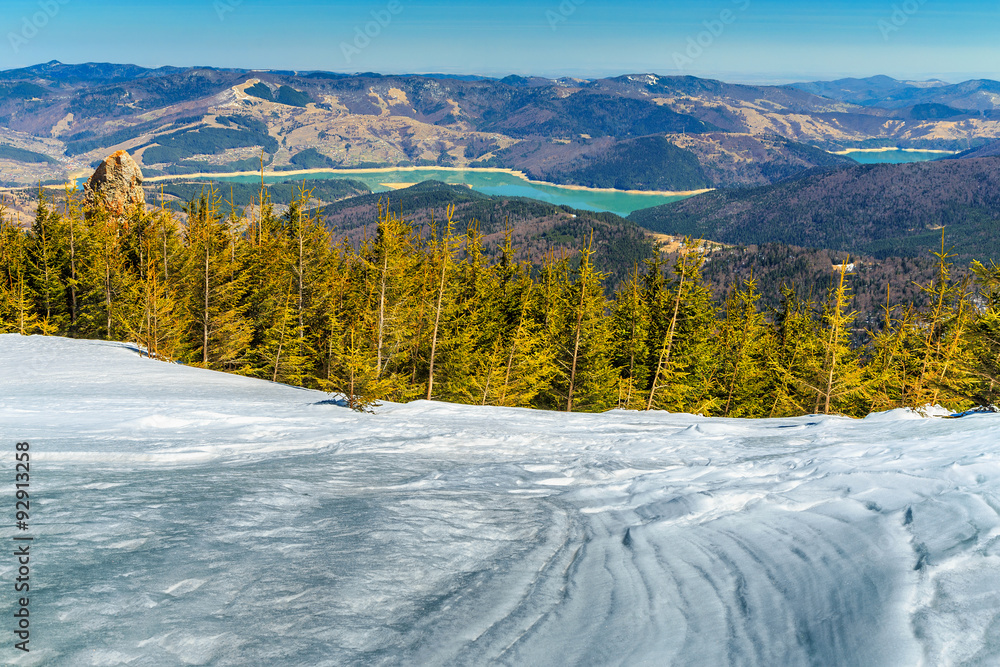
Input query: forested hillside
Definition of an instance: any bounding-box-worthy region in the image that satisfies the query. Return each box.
[2,187,997,418]
[147,178,371,209]
[699,243,946,329]
[315,181,656,286]
[630,157,1000,260]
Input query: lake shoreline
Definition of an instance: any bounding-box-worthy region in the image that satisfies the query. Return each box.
[832,147,959,155]
[144,165,715,198]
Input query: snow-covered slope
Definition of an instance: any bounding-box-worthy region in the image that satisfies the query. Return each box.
[2,334,1000,666]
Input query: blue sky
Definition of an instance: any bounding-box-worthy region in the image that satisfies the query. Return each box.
[1,0,998,82]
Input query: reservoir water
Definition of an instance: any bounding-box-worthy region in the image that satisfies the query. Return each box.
[838,149,954,164]
[151,150,951,216]
[163,168,698,217]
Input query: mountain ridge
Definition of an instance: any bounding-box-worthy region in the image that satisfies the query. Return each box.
[3,63,1000,190]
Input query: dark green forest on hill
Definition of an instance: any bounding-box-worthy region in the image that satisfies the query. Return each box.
[548,136,710,191]
[0,144,56,164]
[148,178,371,209]
[142,115,278,165]
[630,157,1000,261]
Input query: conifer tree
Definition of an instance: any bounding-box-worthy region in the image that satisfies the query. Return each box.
[969,260,1000,405]
[60,188,88,334]
[424,207,461,401]
[557,235,615,413]
[767,285,824,417]
[902,239,976,410]
[321,320,396,412]
[26,190,71,333]
[864,288,919,413]
[363,205,420,391]
[176,192,252,370]
[493,235,556,407]
[284,185,334,383]
[801,262,867,415]
[645,245,717,414]
[241,188,310,384]
[716,276,773,417]
[0,206,40,334]
[436,224,492,403]
[610,265,650,410]
[79,206,133,338]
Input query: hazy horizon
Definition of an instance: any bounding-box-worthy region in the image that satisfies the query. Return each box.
[3,58,997,87]
[2,0,997,83]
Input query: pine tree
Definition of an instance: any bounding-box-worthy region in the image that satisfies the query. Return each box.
[800,262,867,415]
[176,191,252,370]
[645,245,718,414]
[767,285,824,417]
[716,276,773,418]
[610,265,650,410]
[558,235,615,413]
[0,206,41,334]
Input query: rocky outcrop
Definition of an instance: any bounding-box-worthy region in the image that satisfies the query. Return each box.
[84,150,145,216]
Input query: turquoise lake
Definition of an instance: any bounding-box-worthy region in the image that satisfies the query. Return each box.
[840,149,954,164]
[170,169,697,217]
[155,150,953,216]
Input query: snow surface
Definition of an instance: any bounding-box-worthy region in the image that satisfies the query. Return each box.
[2,334,1000,666]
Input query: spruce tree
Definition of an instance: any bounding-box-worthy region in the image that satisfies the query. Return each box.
[26,189,71,333]
[176,192,252,370]
[425,208,461,400]
[767,285,824,417]
[970,260,1000,406]
[645,244,717,414]
[903,240,976,411]
[558,235,615,413]
[0,206,40,334]
[610,265,650,410]
[716,276,773,418]
[864,288,919,413]
[801,262,867,415]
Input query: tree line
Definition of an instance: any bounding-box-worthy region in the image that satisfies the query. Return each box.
[2,185,999,417]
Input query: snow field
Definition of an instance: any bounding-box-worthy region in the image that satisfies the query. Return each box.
[2,334,1000,665]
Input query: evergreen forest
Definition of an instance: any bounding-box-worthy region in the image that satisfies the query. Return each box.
[2,185,999,417]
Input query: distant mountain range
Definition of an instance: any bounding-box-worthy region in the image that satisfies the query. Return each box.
[3,63,1000,189]
[789,75,1000,112]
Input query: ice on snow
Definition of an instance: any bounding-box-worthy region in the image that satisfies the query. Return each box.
[2,334,999,665]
